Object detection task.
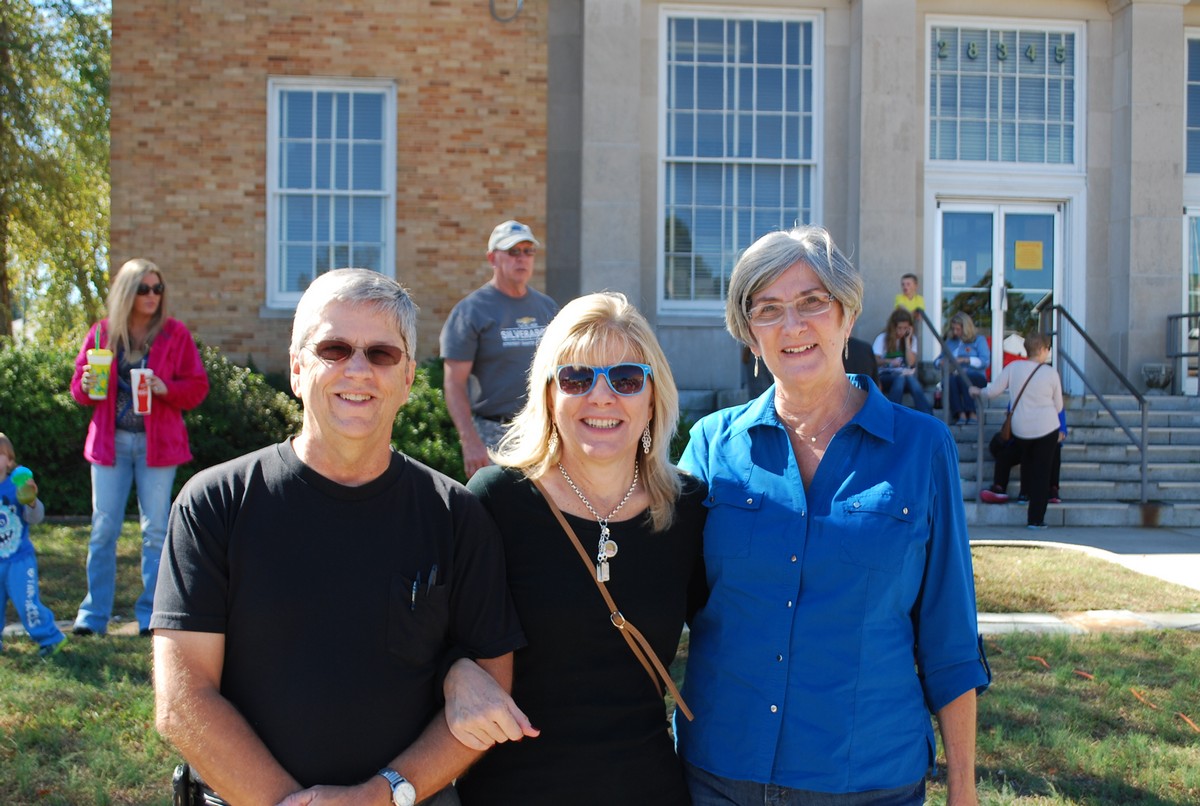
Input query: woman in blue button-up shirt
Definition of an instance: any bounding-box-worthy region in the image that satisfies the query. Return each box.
[677,226,990,806]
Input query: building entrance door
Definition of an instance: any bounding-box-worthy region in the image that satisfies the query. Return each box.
[937,203,1060,370]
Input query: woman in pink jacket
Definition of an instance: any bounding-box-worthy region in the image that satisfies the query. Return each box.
[70,259,209,636]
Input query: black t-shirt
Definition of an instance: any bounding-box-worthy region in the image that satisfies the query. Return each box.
[152,441,525,787]
[458,466,707,806]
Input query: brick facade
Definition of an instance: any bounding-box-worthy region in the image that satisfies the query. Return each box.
[111,0,548,372]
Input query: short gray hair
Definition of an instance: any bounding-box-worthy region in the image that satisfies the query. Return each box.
[290,269,418,357]
[725,225,863,348]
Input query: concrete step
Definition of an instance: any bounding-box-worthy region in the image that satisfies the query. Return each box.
[967,500,1200,528]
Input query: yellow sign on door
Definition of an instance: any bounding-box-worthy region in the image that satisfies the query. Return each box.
[1014,240,1044,271]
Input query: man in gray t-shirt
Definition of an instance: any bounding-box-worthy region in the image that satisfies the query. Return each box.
[440,220,559,478]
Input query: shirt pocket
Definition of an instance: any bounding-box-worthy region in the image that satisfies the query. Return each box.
[838,491,925,571]
[701,481,762,558]
[387,574,451,668]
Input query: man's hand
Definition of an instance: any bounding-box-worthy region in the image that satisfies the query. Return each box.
[460,438,491,479]
[444,658,539,750]
[275,782,377,806]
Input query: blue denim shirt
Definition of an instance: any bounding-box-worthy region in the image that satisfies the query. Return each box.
[677,376,990,793]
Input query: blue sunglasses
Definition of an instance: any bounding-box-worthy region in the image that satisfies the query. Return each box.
[553,363,653,397]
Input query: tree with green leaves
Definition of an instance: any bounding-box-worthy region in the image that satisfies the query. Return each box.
[0,0,109,346]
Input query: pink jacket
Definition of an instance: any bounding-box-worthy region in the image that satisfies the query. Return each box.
[70,318,210,467]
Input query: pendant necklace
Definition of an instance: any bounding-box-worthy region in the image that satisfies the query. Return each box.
[792,384,853,444]
[558,461,639,582]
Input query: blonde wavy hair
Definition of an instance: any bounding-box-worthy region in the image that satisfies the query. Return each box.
[105,258,168,353]
[492,292,682,532]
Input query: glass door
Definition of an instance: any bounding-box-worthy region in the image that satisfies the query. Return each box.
[938,203,1060,371]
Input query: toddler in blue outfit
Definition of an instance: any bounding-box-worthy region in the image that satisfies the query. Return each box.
[0,432,67,659]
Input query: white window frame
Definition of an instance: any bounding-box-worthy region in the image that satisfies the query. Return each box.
[925,15,1085,173]
[656,5,824,315]
[265,76,397,310]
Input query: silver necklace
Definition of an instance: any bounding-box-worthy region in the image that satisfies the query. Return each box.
[558,461,639,582]
[790,384,852,444]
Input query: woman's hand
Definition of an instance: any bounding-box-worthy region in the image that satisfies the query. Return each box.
[80,366,93,393]
[968,386,981,398]
[149,375,168,396]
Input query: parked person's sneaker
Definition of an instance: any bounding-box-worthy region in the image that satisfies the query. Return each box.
[979,486,1009,504]
[1016,494,1029,505]
[1026,523,1049,530]
[1048,487,1062,504]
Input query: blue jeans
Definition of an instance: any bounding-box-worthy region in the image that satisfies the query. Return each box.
[75,430,176,634]
[879,370,931,414]
[947,369,987,418]
[685,763,925,806]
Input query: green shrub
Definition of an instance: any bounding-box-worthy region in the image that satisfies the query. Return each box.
[0,341,94,514]
[182,345,304,486]
[392,359,465,482]
[0,341,303,515]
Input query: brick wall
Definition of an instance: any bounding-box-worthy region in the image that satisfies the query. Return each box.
[111,0,548,372]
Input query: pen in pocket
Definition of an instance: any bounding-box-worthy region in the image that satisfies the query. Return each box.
[428,563,438,592]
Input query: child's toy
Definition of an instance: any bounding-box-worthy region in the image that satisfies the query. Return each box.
[11,466,36,505]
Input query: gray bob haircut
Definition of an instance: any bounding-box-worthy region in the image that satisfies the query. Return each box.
[290,269,419,358]
[725,225,864,348]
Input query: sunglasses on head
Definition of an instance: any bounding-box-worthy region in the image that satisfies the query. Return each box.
[136,283,165,296]
[553,363,653,397]
[305,339,407,367]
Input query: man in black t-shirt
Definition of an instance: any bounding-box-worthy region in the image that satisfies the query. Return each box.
[152,269,531,806]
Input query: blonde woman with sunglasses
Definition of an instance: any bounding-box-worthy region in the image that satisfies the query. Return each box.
[69,258,209,637]
[446,292,707,806]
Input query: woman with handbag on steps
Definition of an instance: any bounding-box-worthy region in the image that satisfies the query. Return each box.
[971,331,1065,529]
[443,292,707,805]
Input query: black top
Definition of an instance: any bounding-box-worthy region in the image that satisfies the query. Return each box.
[152,441,525,787]
[458,466,707,806]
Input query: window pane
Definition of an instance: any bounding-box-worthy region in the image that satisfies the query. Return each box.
[352,197,383,241]
[352,143,383,190]
[284,196,313,240]
[284,245,315,293]
[355,93,384,140]
[334,143,350,190]
[283,143,311,189]
[316,92,333,139]
[316,143,331,190]
[283,91,312,138]
[352,245,382,272]
[929,25,1076,166]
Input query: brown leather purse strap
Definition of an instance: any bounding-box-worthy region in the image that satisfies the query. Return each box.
[531,477,694,721]
[1010,362,1044,414]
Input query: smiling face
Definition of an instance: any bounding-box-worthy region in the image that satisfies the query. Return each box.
[749,261,855,395]
[551,349,654,471]
[290,301,416,450]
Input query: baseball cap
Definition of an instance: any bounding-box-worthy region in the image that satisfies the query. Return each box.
[488,220,541,253]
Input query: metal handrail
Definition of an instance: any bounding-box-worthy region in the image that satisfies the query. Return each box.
[1037,303,1149,503]
[1166,312,1200,395]
[915,309,987,493]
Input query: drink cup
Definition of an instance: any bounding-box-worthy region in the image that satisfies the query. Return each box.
[86,348,114,401]
[131,368,154,415]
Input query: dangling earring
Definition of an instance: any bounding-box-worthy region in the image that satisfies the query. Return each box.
[641,425,652,455]
[753,354,760,378]
[548,425,559,455]
[844,340,849,361]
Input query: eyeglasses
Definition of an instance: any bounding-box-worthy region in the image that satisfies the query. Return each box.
[305,339,407,367]
[747,293,836,326]
[136,283,165,296]
[506,247,537,258]
[553,363,653,397]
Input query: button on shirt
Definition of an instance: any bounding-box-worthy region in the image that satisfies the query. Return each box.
[677,375,990,793]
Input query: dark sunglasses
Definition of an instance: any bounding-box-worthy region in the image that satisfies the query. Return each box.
[553,363,653,397]
[136,283,165,296]
[306,339,407,367]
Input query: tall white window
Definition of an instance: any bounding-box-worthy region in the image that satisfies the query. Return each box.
[660,11,820,309]
[929,22,1077,166]
[1188,38,1200,174]
[266,78,396,308]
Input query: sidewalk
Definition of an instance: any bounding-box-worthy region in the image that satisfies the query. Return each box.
[971,524,1200,634]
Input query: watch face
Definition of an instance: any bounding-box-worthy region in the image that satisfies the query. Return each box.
[392,780,416,806]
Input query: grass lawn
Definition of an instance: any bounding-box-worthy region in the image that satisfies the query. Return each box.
[3,526,1200,805]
